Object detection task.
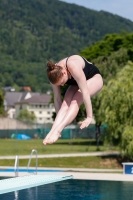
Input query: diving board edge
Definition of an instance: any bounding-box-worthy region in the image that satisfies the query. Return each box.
[0,175,73,195]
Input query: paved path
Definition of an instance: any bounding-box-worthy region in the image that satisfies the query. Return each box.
[0,151,119,160]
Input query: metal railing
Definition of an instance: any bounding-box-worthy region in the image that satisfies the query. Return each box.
[14,155,19,177]
[14,149,38,176]
[27,149,38,174]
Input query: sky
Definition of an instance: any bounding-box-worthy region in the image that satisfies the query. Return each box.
[60,0,133,22]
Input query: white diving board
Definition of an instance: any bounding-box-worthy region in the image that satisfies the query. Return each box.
[0,174,73,195]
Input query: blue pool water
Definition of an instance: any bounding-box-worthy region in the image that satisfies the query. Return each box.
[0,168,63,172]
[0,179,133,200]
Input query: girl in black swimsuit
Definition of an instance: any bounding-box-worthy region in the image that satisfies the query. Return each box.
[43,55,103,145]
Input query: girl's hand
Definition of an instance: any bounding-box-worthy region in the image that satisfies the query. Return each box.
[79,117,92,129]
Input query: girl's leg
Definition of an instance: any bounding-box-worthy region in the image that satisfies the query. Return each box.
[43,85,79,143]
[45,74,103,144]
[50,85,79,130]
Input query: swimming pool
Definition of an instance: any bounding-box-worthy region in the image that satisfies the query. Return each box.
[0,168,63,173]
[0,179,133,200]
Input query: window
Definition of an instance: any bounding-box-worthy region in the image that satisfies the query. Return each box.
[39,111,42,114]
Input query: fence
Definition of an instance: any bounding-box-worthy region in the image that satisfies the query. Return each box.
[0,124,106,140]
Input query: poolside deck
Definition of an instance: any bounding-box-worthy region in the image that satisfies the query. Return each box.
[0,166,133,182]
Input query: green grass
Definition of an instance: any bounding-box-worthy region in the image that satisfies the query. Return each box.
[0,139,118,156]
[0,139,122,169]
[0,156,122,169]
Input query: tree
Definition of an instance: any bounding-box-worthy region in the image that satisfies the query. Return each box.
[121,126,133,160]
[80,32,133,62]
[91,48,129,84]
[80,48,129,146]
[98,61,133,159]
[17,109,36,124]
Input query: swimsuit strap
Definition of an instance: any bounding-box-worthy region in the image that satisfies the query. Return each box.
[66,57,70,69]
[66,56,72,78]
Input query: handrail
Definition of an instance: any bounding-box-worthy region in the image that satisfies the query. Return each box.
[27,149,38,174]
[14,155,19,177]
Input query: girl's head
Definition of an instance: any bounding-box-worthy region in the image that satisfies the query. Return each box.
[47,60,67,85]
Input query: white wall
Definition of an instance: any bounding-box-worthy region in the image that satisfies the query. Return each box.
[15,103,55,124]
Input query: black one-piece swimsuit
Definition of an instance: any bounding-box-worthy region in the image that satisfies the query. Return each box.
[65,56,101,86]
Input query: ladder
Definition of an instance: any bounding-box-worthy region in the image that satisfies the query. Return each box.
[14,149,38,176]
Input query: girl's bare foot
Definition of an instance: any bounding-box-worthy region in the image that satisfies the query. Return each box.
[43,131,53,145]
[43,131,61,145]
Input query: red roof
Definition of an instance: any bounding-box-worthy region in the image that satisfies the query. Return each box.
[15,94,51,105]
[21,86,32,92]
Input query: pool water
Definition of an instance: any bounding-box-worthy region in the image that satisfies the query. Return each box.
[0,168,63,172]
[0,179,133,200]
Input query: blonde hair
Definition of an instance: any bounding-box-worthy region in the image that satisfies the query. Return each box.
[47,60,63,84]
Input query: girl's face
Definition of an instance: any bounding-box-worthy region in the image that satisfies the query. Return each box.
[55,69,68,86]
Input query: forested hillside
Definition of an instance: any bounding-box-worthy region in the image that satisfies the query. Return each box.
[0,0,133,91]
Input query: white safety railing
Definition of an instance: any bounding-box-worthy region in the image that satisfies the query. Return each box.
[14,149,38,176]
[27,149,38,174]
[14,155,19,177]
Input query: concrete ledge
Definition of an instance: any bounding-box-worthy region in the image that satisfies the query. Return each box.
[0,172,133,182]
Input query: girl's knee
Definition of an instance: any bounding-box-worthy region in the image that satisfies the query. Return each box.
[71,98,83,106]
[61,101,69,109]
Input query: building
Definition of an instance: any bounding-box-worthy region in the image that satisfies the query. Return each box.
[4,91,39,118]
[15,94,55,124]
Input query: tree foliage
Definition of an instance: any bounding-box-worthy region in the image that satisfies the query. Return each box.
[17,109,36,124]
[0,0,133,92]
[97,61,133,158]
[91,47,129,126]
[80,32,133,159]
[121,126,133,159]
[81,32,133,61]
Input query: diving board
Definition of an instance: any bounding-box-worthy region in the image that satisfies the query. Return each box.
[0,174,73,194]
